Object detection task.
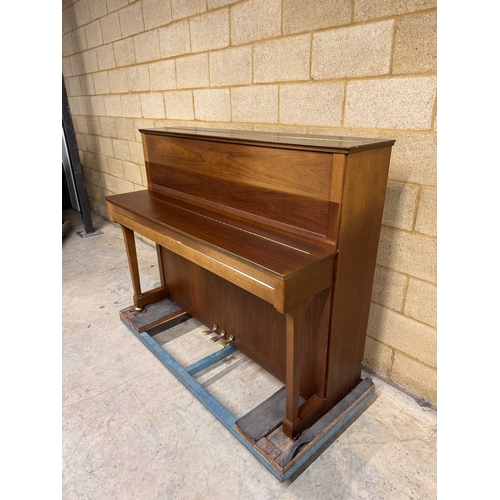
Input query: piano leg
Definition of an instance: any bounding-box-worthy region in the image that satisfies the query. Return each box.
[121,225,168,309]
[282,301,308,439]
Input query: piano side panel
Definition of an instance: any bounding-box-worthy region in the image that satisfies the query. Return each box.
[160,247,331,401]
[143,134,333,242]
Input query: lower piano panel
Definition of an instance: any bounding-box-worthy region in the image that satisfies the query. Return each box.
[160,246,331,401]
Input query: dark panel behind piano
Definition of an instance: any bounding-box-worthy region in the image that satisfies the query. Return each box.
[160,246,331,400]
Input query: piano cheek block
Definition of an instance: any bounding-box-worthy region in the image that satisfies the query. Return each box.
[107,126,394,441]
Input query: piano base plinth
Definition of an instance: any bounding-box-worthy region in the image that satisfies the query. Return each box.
[118,299,374,481]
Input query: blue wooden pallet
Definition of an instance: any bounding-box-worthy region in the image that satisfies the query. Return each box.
[120,317,374,481]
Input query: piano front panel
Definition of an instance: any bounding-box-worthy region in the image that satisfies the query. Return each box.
[143,134,334,243]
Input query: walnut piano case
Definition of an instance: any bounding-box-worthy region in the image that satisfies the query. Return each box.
[106,127,394,478]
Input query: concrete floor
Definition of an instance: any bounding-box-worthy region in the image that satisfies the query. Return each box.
[62,209,437,499]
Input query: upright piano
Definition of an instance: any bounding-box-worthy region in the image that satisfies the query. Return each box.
[106,127,394,442]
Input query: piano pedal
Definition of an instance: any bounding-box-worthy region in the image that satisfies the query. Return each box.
[219,334,234,349]
[202,324,218,336]
[210,329,226,343]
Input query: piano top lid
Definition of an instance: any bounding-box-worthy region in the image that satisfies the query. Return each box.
[139,126,395,154]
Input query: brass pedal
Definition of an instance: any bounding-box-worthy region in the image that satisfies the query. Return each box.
[210,329,226,343]
[219,334,234,349]
[202,324,218,336]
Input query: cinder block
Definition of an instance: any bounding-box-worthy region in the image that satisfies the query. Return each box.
[176,53,209,89]
[254,35,310,83]
[127,65,150,92]
[209,46,251,87]
[355,0,436,22]
[377,226,436,283]
[283,0,351,35]
[67,76,83,97]
[280,82,344,126]
[119,2,145,37]
[119,2,144,38]
[345,77,437,130]
[108,157,124,177]
[415,188,436,236]
[103,173,134,194]
[190,9,229,52]
[75,116,88,133]
[108,68,128,93]
[129,141,145,164]
[363,336,393,378]
[98,136,114,156]
[62,6,77,34]
[88,0,107,20]
[93,71,110,94]
[75,133,87,152]
[164,90,194,120]
[121,94,142,117]
[74,0,91,27]
[171,0,206,20]
[404,277,436,327]
[96,44,116,70]
[134,30,160,64]
[231,0,281,45]
[382,181,419,231]
[391,351,436,404]
[82,49,99,73]
[193,89,230,122]
[123,161,143,184]
[142,0,172,30]
[116,118,136,140]
[159,20,191,58]
[312,21,393,79]
[95,153,109,173]
[80,74,95,95]
[140,92,166,118]
[87,132,100,151]
[231,85,278,124]
[107,0,128,12]
[383,132,437,186]
[85,20,103,49]
[149,60,176,91]
[72,27,88,53]
[208,0,238,7]
[90,95,106,115]
[100,117,118,138]
[367,303,436,367]
[112,139,131,160]
[63,57,73,78]
[101,12,122,44]
[393,12,437,74]
[87,116,102,134]
[113,38,136,67]
[371,265,408,311]
[133,118,156,140]
[104,95,123,116]
[63,33,75,57]
[68,97,80,115]
[84,150,96,168]
[70,53,85,75]
[77,96,91,115]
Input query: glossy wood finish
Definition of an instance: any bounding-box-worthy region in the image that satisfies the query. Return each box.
[325,147,393,407]
[140,126,394,154]
[106,126,394,439]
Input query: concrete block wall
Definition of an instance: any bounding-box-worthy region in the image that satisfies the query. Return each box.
[62,0,437,404]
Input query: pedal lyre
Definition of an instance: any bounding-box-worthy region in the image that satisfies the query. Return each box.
[202,324,218,336]
[210,329,226,343]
